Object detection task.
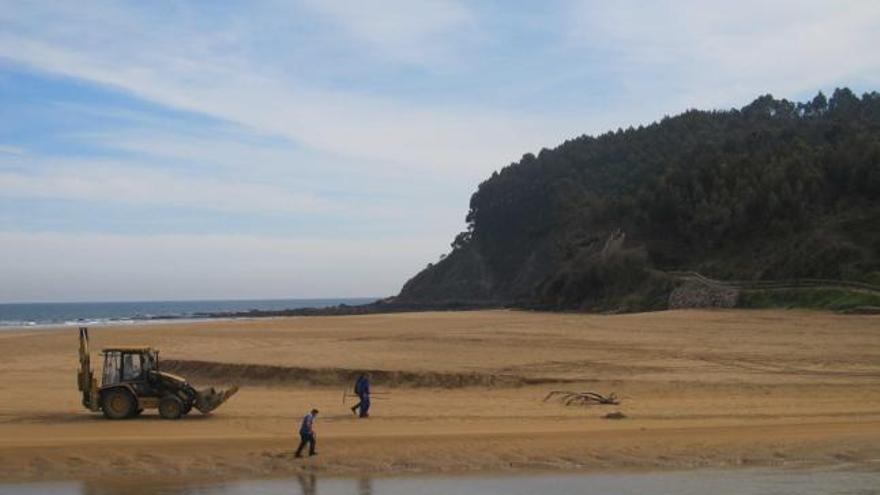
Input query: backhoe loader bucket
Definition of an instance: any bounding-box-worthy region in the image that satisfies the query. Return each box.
[194,386,239,413]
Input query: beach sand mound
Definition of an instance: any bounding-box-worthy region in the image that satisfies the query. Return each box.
[163,359,573,389]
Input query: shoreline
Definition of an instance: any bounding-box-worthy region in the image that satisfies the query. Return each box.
[0,315,267,332]
[0,296,384,330]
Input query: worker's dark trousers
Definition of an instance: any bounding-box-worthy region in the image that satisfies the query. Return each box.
[296,432,316,456]
[355,395,371,417]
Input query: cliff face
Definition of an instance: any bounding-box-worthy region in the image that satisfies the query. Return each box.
[397,90,880,311]
[397,247,496,303]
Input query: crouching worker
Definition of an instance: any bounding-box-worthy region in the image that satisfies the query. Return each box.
[295,408,319,458]
[351,373,371,418]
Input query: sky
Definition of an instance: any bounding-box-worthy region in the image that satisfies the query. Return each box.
[2,1,880,303]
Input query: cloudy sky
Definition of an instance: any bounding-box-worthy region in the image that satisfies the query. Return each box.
[2,1,880,302]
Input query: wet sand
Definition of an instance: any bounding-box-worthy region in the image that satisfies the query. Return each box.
[5,467,880,495]
[0,309,878,482]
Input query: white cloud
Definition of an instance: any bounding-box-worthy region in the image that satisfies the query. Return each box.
[570,0,880,109]
[300,0,476,67]
[0,3,564,183]
[0,231,448,302]
[0,144,25,156]
[0,165,333,214]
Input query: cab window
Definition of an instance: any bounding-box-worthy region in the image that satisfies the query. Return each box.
[143,351,157,373]
[102,351,121,386]
[122,353,143,381]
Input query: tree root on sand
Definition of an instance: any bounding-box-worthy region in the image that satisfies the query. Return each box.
[543,390,620,406]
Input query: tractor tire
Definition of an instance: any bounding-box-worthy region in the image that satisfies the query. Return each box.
[159,396,184,420]
[101,389,137,420]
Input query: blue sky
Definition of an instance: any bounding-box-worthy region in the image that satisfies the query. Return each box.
[2,1,880,302]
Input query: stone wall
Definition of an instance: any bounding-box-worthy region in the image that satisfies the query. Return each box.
[668,280,739,309]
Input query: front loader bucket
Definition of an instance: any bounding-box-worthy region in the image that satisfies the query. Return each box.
[194,386,239,414]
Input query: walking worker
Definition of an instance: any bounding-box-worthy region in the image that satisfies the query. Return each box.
[351,373,371,418]
[295,408,319,458]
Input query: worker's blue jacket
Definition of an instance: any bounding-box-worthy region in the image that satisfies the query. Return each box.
[299,412,316,435]
[354,375,370,397]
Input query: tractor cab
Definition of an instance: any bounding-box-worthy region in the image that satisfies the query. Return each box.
[100,347,160,395]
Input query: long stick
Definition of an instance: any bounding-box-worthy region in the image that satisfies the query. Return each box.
[342,392,392,403]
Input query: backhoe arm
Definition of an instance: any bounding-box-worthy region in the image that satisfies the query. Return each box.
[78,327,100,411]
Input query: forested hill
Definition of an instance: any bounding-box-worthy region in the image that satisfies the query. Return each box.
[396,89,880,311]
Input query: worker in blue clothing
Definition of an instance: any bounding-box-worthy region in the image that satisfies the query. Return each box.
[350,373,371,418]
[295,408,319,457]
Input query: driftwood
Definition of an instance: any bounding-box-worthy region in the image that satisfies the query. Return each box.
[543,390,620,406]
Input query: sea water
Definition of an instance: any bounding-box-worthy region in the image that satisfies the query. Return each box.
[0,298,377,328]
[1,468,879,495]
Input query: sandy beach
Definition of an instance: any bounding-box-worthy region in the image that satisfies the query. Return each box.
[0,309,878,483]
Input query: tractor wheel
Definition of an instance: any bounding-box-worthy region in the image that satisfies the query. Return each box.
[101,389,136,419]
[159,396,184,420]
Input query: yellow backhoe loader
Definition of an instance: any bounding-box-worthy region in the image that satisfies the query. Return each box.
[77,327,238,419]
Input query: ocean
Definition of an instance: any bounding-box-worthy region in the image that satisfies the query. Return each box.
[0,297,378,328]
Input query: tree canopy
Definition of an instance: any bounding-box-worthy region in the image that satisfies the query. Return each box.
[399,90,880,310]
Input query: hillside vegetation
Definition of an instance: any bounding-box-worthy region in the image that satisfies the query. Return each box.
[398,89,880,311]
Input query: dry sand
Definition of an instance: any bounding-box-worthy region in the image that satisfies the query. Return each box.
[0,309,878,482]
